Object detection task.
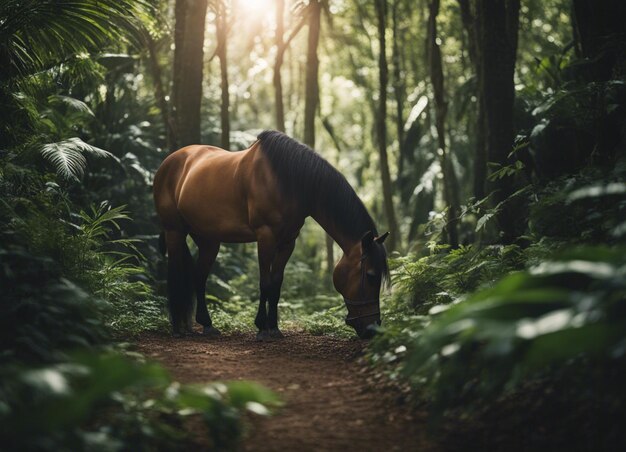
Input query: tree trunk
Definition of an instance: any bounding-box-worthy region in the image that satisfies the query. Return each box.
[572,0,626,80]
[274,0,286,132]
[302,1,333,273]
[458,0,486,200]
[217,2,230,149]
[392,0,406,178]
[427,0,459,249]
[274,11,306,133]
[476,0,520,243]
[146,33,176,152]
[374,0,400,252]
[303,0,320,147]
[172,0,208,148]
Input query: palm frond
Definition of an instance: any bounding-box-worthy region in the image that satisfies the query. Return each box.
[40,137,115,180]
[48,95,95,117]
[0,0,152,81]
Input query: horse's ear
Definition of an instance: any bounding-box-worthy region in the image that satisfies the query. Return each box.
[361,230,375,250]
[375,232,390,244]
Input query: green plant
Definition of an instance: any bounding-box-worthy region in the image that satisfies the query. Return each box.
[0,245,109,365]
[385,244,525,316]
[0,0,150,82]
[0,352,280,451]
[529,163,626,242]
[72,203,169,336]
[40,137,116,181]
[397,246,626,409]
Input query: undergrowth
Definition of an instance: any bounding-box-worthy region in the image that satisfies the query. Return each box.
[0,165,278,450]
[367,161,626,448]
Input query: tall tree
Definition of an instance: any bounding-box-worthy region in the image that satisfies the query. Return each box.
[458,0,486,200]
[145,33,176,152]
[374,0,399,251]
[274,0,286,132]
[476,0,520,243]
[216,1,230,149]
[303,0,321,147]
[273,1,306,132]
[172,0,208,149]
[571,0,626,163]
[392,0,406,177]
[571,0,626,80]
[427,0,460,248]
[302,0,335,274]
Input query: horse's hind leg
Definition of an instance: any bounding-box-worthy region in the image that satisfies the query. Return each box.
[164,230,194,337]
[192,237,221,336]
[255,227,276,341]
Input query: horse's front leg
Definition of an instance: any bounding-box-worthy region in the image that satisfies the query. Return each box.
[255,228,276,341]
[266,239,296,339]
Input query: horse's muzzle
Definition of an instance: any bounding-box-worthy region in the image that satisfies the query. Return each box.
[344,297,381,339]
[356,323,380,339]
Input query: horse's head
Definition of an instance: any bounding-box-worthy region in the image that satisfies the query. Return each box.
[333,231,389,339]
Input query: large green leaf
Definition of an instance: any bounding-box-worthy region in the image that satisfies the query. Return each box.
[0,0,153,81]
[40,137,114,180]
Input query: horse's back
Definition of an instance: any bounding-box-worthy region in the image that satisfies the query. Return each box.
[154,145,219,227]
[154,144,260,241]
[154,141,303,243]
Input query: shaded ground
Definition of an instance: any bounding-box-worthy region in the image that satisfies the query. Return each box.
[137,331,435,451]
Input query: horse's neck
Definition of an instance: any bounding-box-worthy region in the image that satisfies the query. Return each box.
[311,210,357,254]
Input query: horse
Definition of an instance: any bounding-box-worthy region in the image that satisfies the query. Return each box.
[153,130,389,340]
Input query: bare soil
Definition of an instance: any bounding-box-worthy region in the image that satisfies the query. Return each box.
[137,331,436,452]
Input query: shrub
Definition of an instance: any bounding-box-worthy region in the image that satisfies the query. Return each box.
[382,246,625,410]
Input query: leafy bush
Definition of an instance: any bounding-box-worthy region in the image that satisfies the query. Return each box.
[386,244,525,316]
[376,246,625,410]
[0,184,169,338]
[0,352,280,451]
[72,203,169,336]
[0,245,109,365]
[528,162,626,243]
[0,182,277,450]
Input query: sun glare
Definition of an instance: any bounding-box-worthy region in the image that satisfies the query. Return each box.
[236,0,275,16]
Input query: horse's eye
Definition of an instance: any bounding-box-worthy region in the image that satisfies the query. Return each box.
[366,270,377,281]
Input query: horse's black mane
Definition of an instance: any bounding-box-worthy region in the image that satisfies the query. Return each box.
[257,130,375,238]
[257,130,389,283]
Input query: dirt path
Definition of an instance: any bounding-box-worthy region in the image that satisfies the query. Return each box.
[137,331,435,451]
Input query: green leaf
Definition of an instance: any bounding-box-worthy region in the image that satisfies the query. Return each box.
[225,381,282,409]
[48,95,94,116]
[476,213,494,232]
[40,138,115,180]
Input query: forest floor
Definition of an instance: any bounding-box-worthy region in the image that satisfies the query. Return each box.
[137,330,437,451]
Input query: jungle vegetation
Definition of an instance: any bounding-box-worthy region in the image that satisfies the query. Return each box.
[0,0,624,450]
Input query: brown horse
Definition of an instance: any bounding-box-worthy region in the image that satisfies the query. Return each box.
[153,131,389,340]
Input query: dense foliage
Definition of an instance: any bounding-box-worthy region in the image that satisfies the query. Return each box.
[0,1,279,449]
[1,0,624,450]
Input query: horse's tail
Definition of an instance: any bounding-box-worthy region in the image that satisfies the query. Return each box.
[164,232,195,334]
[158,231,167,256]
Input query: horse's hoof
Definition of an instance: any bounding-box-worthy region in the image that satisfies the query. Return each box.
[203,326,221,337]
[268,328,284,339]
[172,331,185,338]
[256,330,274,342]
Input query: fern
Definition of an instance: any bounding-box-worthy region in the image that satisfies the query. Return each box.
[0,0,153,81]
[40,137,114,180]
[48,94,95,117]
